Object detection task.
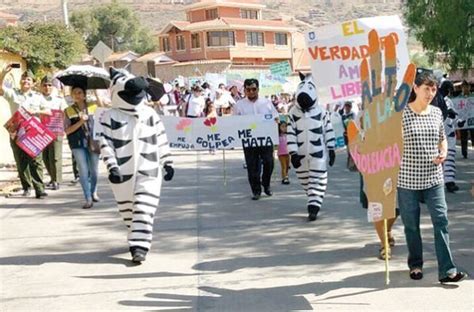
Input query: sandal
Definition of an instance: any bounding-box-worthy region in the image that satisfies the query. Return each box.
[378,246,391,260]
[388,235,395,247]
[410,268,423,280]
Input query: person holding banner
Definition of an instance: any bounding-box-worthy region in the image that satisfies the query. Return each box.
[398,72,466,283]
[39,75,68,190]
[64,84,100,209]
[234,78,279,200]
[0,65,47,198]
[186,85,205,118]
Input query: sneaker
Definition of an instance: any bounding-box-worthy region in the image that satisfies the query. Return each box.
[22,189,31,197]
[82,201,93,209]
[92,193,100,202]
[282,178,290,185]
[52,182,60,190]
[70,177,79,185]
[252,193,261,200]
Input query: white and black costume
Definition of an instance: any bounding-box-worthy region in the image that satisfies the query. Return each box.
[287,73,336,221]
[99,68,174,263]
[439,80,461,192]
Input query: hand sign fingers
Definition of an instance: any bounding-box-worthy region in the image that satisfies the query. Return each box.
[384,33,397,99]
[360,58,371,110]
[393,63,416,112]
[368,30,382,99]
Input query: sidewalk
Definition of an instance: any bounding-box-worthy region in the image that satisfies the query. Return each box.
[0,148,472,311]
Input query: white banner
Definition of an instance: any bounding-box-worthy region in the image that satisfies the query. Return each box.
[305,15,409,104]
[451,96,474,129]
[161,115,279,150]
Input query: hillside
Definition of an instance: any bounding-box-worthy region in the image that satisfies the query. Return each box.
[1,0,404,33]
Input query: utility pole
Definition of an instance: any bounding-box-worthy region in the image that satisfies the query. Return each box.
[62,0,69,27]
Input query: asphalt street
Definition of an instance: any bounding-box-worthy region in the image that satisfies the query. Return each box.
[0,148,472,311]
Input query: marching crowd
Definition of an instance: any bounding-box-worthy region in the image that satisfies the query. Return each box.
[0,64,472,281]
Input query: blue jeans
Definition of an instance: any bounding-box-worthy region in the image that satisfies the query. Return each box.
[398,184,457,279]
[72,148,99,202]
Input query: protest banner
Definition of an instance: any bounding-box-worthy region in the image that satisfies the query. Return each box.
[270,61,292,77]
[305,15,409,104]
[40,110,64,135]
[451,96,474,129]
[3,107,31,137]
[161,115,278,150]
[347,29,415,222]
[347,29,415,285]
[16,117,56,158]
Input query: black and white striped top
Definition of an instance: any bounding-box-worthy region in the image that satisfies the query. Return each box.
[398,105,446,190]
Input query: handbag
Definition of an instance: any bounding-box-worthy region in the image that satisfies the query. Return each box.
[75,105,101,154]
[87,135,101,154]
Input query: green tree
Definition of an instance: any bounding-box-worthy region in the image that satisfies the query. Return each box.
[404,0,473,70]
[70,1,157,54]
[0,22,86,72]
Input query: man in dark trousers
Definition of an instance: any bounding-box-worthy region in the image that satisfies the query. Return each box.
[0,64,47,198]
[233,78,279,200]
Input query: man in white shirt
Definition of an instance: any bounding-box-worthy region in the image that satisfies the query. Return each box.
[186,85,205,118]
[234,78,279,200]
[0,65,47,198]
[39,75,68,190]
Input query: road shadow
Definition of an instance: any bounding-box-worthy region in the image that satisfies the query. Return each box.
[118,270,460,311]
[0,247,134,267]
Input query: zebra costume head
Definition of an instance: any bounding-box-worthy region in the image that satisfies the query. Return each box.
[109,67,149,113]
[296,72,319,112]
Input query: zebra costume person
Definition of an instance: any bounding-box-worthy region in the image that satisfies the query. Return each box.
[99,68,174,263]
[439,80,462,193]
[287,73,336,221]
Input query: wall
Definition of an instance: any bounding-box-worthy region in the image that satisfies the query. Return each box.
[155,61,231,82]
[0,52,26,165]
[161,29,291,63]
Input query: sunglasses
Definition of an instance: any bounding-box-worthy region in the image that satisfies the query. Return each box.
[245,87,257,92]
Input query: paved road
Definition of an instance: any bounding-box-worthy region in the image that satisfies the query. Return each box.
[0,148,472,311]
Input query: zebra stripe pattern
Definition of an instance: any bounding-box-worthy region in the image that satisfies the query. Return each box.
[99,69,172,253]
[287,74,335,214]
[443,98,457,183]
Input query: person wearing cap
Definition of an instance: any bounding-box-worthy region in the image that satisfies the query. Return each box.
[459,80,473,159]
[185,85,205,118]
[39,75,68,190]
[0,64,47,198]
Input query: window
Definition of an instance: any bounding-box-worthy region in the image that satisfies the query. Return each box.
[241,9,258,19]
[275,33,288,46]
[205,8,218,20]
[176,35,185,51]
[161,37,170,52]
[206,31,235,47]
[246,32,264,46]
[191,33,201,49]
